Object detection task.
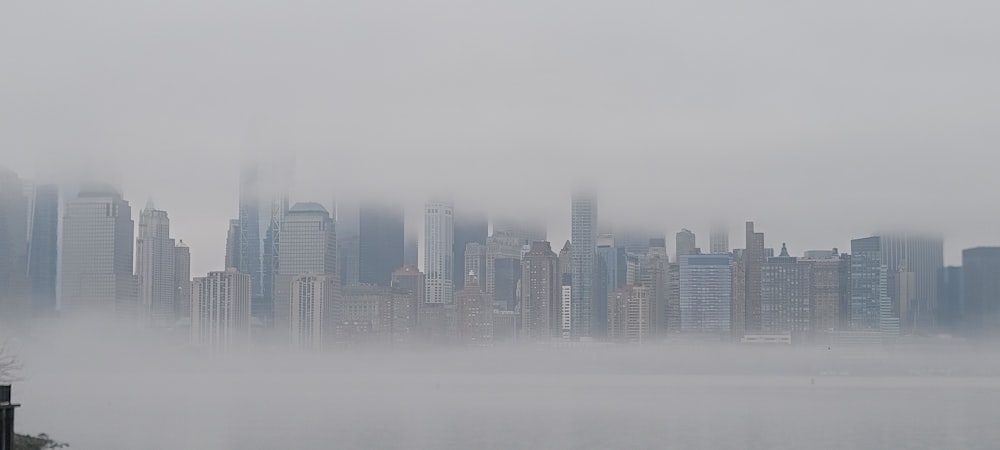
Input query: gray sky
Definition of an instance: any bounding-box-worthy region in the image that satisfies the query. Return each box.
[3,0,999,276]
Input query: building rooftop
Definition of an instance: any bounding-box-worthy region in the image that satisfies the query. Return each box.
[287,202,329,214]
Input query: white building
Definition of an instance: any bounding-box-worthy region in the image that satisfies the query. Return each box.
[290,274,338,350]
[680,254,733,334]
[60,185,136,317]
[136,205,176,327]
[191,268,252,353]
[424,199,454,305]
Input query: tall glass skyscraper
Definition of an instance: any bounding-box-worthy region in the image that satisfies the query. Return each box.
[274,203,337,338]
[60,185,136,317]
[850,236,895,334]
[453,210,488,291]
[358,202,404,287]
[570,190,597,337]
[237,163,288,326]
[28,183,58,316]
[424,199,454,305]
[0,169,29,322]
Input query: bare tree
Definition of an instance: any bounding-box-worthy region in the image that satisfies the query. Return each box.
[0,340,21,383]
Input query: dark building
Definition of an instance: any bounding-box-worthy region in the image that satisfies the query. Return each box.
[1,385,20,450]
[453,210,488,290]
[744,222,766,332]
[961,247,1000,337]
[358,203,404,286]
[27,184,58,316]
[493,257,521,311]
[937,266,962,334]
[0,170,29,323]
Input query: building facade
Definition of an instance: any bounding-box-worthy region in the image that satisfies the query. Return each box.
[424,199,455,305]
[520,241,560,339]
[570,191,597,337]
[191,269,252,353]
[679,254,733,335]
[358,202,404,287]
[136,206,176,327]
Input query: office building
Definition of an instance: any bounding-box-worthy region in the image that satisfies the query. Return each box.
[237,163,289,325]
[570,190,597,337]
[274,203,337,339]
[936,266,962,333]
[60,185,136,317]
[136,205,176,327]
[760,244,812,338]
[0,169,29,322]
[961,247,1000,336]
[174,241,192,320]
[225,219,241,269]
[359,202,404,286]
[675,229,697,261]
[492,217,547,246]
[191,269,252,353]
[744,222,766,332]
[27,183,58,316]
[335,199,360,286]
[424,199,454,304]
[454,210,488,290]
[289,274,338,350]
[802,250,846,334]
[850,236,896,334]
[680,254,732,335]
[709,223,729,254]
[877,233,944,332]
[455,273,493,345]
[520,241,560,339]
[608,285,651,343]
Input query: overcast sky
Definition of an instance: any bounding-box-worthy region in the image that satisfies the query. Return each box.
[2,0,999,276]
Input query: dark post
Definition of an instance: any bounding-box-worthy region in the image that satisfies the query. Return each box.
[0,385,20,450]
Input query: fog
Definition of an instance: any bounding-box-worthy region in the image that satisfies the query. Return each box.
[4,0,1000,275]
[4,322,1000,449]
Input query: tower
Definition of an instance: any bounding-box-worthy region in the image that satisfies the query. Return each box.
[424,199,454,305]
[136,204,176,327]
[570,190,597,337]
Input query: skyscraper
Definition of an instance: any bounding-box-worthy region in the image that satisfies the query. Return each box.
[274,203,337,340]
[607,285,650,343]
[237,163,289,326]
[174,241,191,320]
[744,222,766,332]
[424,199,454,305]
[191,268,252,353]
[136,205,176,327]
[358,202,404,286]
[0,169,29,322]
[520,241,560,339]
[595,234,625,338]
[492,217,547,246]
[850,236,895,334]
[225,219,240,269]
[960,247,1000,336]
[936,266,962,333]
[675,229,697,261]
[640,239,669,337]
[391,265,426,306]
[483,233,522,311]
[877,233,944,332]
[455,273,493,345]
[570,190,597,337]
[760,244,812,338]
[453,210,488,291]
[680,254,733,335]
[710,223,729,254]
[289,274,338,350]
[60,185,136,317]
[802,250,847,334]
[335,199,360,287]
[27,183,58,316]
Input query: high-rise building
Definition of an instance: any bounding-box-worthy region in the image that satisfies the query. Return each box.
[850,236,895,334]
[454,210,488,290]
[484,233,522,311]
[679,254,732,335]
[391,265,426,305]
[289,274,338,350]
[560,275,572,338]
[802,249,847,334]
[520,241,559,339]
[403,232,418,268]
[675,229,697,261]
[455,273,493,345]
[730,253,745,340]
[760,244,812,338]
[936,266,962,334]
[335,199,360,286]
[225,219,241,269]
[136,205,176,327]
[607,285,651,343]
[174,241,191,320]
[191,268,252,353]
[570,191,597,337]
[961,247,1000,337]
[424,199,454,305]
[237,163,289,326]
[709,223,729,254]
[60,185,136,317]
[0,169,29,323]
[359,202,404,286]
[640,240,669,337]
[595,235,625,339]
[558,240,572,279]
[744,222,766,332]
[274,203,337,340]
[877,233,944,332]
[27,183,58,316]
